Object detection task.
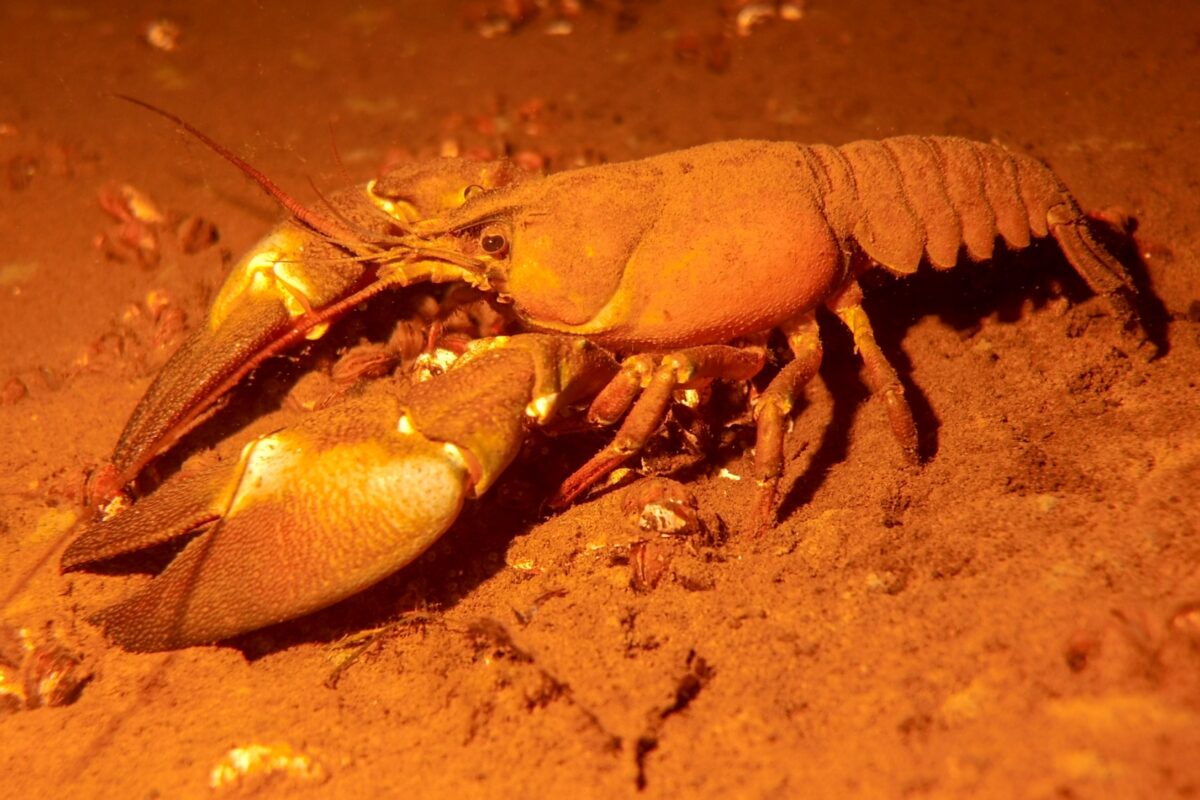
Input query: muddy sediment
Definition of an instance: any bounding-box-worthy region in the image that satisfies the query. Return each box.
[1,2,1198,797]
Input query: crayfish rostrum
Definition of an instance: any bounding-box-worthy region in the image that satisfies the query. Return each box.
[65,100,1147,650]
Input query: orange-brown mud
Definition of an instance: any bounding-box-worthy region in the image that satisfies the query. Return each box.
[2,1,1199,797]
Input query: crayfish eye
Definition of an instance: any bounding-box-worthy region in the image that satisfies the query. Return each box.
[479,224,509,256]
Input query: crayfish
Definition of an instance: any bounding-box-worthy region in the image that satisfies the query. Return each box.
[64,99,1146,650]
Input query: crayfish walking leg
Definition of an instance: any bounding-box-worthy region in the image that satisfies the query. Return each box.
[549,345,766,510]
[826,279,921,463]
[751,312,825,532]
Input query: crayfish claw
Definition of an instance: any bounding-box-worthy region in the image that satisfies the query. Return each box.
[71,393,474,650]
[63,465,227,571]
[67,335,619,650]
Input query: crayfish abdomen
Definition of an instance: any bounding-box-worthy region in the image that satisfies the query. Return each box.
[800,137,1137,314]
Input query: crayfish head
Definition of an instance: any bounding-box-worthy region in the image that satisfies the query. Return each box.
[406,165,659,334]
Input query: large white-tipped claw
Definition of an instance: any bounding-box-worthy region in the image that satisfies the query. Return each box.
[69,393,469,651]
[66,334,618,651]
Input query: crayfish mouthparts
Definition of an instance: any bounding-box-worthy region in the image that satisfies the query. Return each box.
[392,238,489,273]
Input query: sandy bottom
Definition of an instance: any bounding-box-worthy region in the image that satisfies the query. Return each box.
[2,1,1199,797]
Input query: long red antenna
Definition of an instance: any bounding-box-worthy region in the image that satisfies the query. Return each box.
[115,94,362,246]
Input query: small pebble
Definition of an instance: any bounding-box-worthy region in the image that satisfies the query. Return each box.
[1,376,27,405]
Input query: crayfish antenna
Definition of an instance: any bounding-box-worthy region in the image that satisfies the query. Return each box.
[114,93,364,248]
[305,175,415,243]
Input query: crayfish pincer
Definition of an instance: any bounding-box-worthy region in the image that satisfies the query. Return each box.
[400,137,1146,525]
[63,335,617,651]
[90,95,533,506]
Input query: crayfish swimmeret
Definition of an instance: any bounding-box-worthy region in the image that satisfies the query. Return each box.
[65,100,1146,650]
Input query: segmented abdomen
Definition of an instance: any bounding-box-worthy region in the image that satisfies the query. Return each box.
[794,136,1073,275]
